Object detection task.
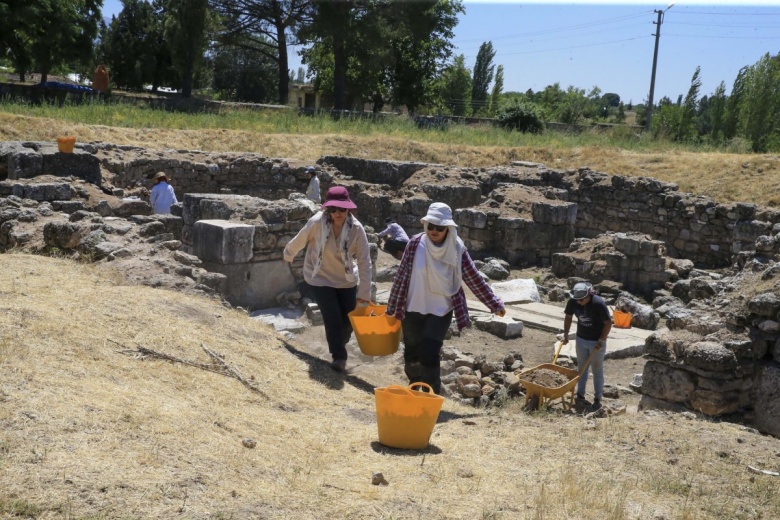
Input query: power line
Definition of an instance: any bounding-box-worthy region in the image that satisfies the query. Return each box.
[673,10,780,16]
[462,36,650,59]
[668,21,780,28]
[665,33,780,40]
[453,9,653,44]
[476,22,649,50]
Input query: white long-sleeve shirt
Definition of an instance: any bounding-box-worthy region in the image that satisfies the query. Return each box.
[283,212,372,301]
[378,222,409,242]
[150,181,178,214]
[306,176,321,203]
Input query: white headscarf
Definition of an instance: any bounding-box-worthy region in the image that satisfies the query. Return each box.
[422,221,464,297]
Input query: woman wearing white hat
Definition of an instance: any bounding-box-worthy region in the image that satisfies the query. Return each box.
[386,202,506,394]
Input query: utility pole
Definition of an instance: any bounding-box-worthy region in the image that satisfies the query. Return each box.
[646,4,673,131]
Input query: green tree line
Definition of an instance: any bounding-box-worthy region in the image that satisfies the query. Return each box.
[1,0,778,151]
[1,0,463,109]
[649,54,780,152]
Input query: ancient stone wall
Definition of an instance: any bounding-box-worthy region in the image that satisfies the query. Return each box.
[178,193,378,309]
[639,288,780,435]
[501,167,780,267]
[551,232,670,296]
[0,141,101,185]
[5,143,780,269]
[96,144,319,201]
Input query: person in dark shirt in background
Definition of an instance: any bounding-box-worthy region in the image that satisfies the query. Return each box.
[561,281,612,407]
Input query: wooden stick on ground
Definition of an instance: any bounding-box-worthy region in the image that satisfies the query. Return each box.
[112,339,268,399]
[201,343,268,399]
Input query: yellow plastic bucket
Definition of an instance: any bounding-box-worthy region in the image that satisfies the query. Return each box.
[374,383,444,449]
[613,309,632,329]
[57,136,75,153]
[348,304,401,356]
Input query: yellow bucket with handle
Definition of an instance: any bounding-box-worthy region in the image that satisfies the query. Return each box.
[348,303,401,356]
[374,383,444,449]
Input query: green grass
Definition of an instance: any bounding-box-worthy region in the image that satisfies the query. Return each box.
[0,96,729,154]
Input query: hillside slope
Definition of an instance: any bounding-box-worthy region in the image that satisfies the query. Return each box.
[1,254,779,519]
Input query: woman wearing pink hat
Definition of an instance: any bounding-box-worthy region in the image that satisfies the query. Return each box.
[387,202,506,394]
[283,186,372,372]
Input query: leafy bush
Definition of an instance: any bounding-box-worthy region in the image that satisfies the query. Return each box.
[496,100,544,134]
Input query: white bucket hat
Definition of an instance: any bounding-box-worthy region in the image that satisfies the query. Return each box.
[421,202,457,228]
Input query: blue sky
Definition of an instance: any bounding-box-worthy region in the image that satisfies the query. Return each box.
[102,0,780,105]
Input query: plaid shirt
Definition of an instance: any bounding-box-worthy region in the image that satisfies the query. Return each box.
[386,234,504,330]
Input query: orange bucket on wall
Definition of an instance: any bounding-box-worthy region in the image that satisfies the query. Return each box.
[613,309,632,329]
[57,136,76,153]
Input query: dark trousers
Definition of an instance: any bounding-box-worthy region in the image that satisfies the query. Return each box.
[382,239,408,257]
[401,311,453,395]
[307,283,357,361]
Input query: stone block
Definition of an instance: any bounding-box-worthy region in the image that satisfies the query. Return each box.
[613,235,641,256]
[551,253,577,278]
[531,202,577,225]
[683,341,738,372]
[204,259,296,309]
[474,316,524,339]
[11,183,71,201]
[691,388,741,416]
[43,221,82,249]
[7,147,42,179]
[422,184,482,209]
[113,199,151,218]
[41,147,101,185]
[455,208,488,229]
[734,220,771,242]
[490,278,541,304]
[640,360,696,403]
[306,303,323,325]
[194,219,254,264]
[752,363,780,437]
[319,156,428,187]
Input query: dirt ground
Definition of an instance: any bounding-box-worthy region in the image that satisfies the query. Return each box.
[289,245,647,409]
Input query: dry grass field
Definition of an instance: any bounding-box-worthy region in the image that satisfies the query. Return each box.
[2,254,780,520]
[2,110,780,518]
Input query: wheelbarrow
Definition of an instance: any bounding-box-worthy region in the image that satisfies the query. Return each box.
[518,340,597,411]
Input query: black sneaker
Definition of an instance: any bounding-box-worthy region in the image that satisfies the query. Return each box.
[330,359,347,372]
[575,393,586,401]
[593,398,602,408]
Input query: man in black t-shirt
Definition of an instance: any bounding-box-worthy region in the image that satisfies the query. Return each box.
[561,282,613,406]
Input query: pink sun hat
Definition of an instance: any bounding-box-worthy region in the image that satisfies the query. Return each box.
[321,186,357,210]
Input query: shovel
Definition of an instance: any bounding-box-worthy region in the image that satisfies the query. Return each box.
[552,339,565,365]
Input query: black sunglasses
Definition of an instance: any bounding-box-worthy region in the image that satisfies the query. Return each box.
[427,224,447,232]
[327,207,348,214]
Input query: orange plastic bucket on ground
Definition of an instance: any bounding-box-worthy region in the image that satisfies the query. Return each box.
[348,304,401,356]
[613,309,632,329]
[374,383,444,449]
[57,136,75,153]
